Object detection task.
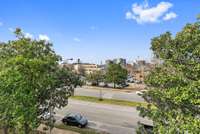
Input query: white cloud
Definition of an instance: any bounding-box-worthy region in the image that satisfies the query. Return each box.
[73,37,81,42]
[25,33,34,39]
[90,26,97,30]
[8,27,14,32]
[39,34,50,42]
[126,1,177,24]
[126,12,133,19]
[0,22,3,26]
[163,12,177,21]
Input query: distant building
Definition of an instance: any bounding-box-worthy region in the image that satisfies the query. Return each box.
[126,63,135,76]
[73,63,102,75]
[136,60,146,67]
[81,63,102,74]
[61,58,103,75]
[105,59,113,65]
[60,63,74,70]
[125,60,155,82]
[60,58,155,82]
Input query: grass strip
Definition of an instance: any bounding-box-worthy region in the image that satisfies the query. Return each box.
[71,95,147,107]
[55,124,106,134]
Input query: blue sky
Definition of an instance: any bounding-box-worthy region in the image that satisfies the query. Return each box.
[0,0,200,64]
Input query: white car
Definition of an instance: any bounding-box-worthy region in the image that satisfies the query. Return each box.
[40,112,56,122]
[136,90,147,95]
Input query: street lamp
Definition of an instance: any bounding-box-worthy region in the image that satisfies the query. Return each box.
[63,58,73,64]
[67,58,73,61]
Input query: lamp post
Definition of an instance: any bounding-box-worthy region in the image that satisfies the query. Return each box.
[64,58,73,64]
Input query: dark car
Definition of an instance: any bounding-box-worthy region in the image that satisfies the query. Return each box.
[139,123,153,134]
[62,113,88,128]
[119,83,129,88]
[143,124,153,133]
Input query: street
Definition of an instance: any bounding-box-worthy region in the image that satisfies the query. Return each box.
[55,99,152,134]
[74,87,145,102]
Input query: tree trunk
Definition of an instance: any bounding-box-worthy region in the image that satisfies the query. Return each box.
[99,88,103,101]
[12,128,17,134]
[49,105,52,134]
[114,83,116,88]
[71,90,75,96]
[97,80,99,86]
[2,125,8,134]
[24,123,29,134]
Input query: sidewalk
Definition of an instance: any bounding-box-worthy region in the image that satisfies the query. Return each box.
[83,83,145,92]
[38,124,79,134]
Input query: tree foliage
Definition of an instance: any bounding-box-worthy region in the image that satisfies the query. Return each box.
[0,28,81,133]
[105,63,127,88]
[86,70,104,86]
[137,20,200,133]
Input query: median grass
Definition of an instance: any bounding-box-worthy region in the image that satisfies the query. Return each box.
[71,95,147,107]
[55,124,107,134]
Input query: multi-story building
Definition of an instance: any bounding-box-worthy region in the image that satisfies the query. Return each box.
[126,63,135,76]
[61,58,155,82]
[74,63,102,75]
[61,58,103,75]
[125,60,155,82]
[60,63,74,70]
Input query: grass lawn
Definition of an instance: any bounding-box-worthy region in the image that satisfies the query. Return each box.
[55,124,108,134]
[0,129,45,134]
[0,125,104,134]
[71,95,147,107]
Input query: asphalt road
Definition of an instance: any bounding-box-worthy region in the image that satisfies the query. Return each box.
[74,87,145,102]
[55,99,152,134]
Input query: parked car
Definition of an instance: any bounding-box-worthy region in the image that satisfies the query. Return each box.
[127,79,134,83]
[126,77,134,83]
[121,83,129,88]
[40,111,56,122]
[136,90,147,95]
[62,113,88,128]
[135,80,142,84]
[99,82,106,87]
[140,123,153,134]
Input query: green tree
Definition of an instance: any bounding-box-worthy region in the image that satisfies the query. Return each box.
[105,63,128,88]
[86,70,104,86]
[0,28,81,134]
[137,19,200,133]
[43,67,81,133]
